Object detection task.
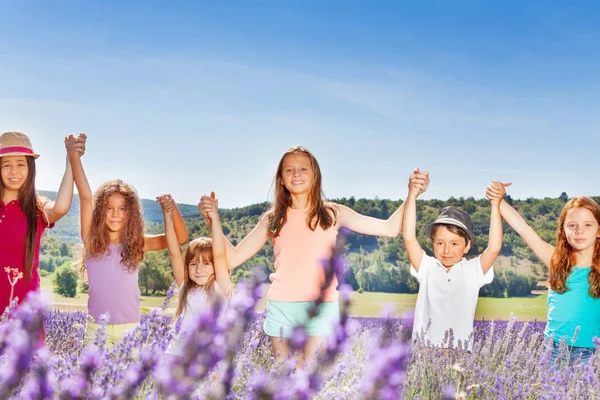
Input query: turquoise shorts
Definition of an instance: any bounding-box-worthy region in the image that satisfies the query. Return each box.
[263,300,340,338]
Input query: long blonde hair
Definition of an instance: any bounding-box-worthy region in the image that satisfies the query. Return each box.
[175,237,217,318]
[267,146,336,238]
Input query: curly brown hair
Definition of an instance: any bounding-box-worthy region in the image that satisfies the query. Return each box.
[267,146,336,238]
[83,180,145,274]
[549,197,600,298]
[175,237,217,318]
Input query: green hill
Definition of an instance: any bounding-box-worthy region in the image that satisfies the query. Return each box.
[37,190,599,297]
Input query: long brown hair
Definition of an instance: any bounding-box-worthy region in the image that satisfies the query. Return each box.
[267,146,336,238]
[83,180,145,274]
[549,197,600,298]
[175,237,217,318]
[0,156,42,281]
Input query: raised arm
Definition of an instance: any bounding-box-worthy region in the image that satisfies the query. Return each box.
[204,192,232,297]
[43,135,82,224]
[480,181,503,273]
[67,134,93,242]
[402,169,429,272]
[335,169,430,237]
[144,196,189,251]
[159,194,185,286]
[486,182,554,268]
[199,194,269,269]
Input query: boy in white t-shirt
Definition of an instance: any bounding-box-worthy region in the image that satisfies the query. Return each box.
[402,171,503,350]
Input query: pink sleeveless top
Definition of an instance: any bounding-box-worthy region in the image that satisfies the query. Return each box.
[268,208,339,302]
[86,244,140,324]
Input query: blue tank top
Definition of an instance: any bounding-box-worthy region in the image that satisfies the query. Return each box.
[545,267,600,348]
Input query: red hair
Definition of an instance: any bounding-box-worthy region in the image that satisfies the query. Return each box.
[549,197,600,298]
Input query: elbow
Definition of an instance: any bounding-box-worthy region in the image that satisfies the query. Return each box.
[52,206,70,220]
[388,226,401,238]
[177,231,189,245]
[79,192,93,202]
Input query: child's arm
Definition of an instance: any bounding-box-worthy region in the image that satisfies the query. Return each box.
[480,181,503,273]
[204,192,232,297]
[144,197,189,251]
[335,169,430,237]
[43,135,82,224]
[159,194,185,286]
[199,194,269,269]
[402,169,428,272]
[67,134,93,242]
[486,182,554,268]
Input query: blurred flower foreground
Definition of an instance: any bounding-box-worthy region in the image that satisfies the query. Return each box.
[1,229,598,399]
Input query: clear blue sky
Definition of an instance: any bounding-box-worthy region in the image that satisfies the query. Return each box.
[1,1,599,208]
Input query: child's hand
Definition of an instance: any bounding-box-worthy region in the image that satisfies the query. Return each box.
[486,181,511,204]
[65,133,87,159]
[408,168,429,197]
[75,133,87,157]
[157,194,177,215]
[198,192,219,221]
[65,135,79,159]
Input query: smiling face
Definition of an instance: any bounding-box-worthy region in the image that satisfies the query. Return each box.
[280,153,314,196]
[1,156,29,193]
[104,192,129,233]
[188,255,215,286]
[432,225,471,268]
[563,207,600,253]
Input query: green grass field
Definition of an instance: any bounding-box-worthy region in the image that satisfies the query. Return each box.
[42,274,548,320]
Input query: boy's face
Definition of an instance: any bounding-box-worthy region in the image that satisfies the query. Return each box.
[432,226,471,268]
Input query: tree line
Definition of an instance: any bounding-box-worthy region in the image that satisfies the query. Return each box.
[42,193,589,298]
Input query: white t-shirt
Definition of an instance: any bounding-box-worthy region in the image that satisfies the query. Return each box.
[410,251,493,351]
[166,284,228,355]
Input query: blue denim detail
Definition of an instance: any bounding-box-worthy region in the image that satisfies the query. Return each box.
[550,340,596,366]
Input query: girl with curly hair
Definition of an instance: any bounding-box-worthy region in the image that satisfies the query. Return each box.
[72,140,188,349]
[487,183,600,365]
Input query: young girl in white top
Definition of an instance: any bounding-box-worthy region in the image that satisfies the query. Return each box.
[163,192,232,355]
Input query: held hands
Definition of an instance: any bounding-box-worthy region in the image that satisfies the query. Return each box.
[65,133,87,159]
[198,192,219,223]
[486,181,511,205]
[408,168,430,198]
[157,194,177,216]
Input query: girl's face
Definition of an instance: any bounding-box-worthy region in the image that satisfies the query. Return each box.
[188,256,215,286]
[563,207,600,252]
[432,226,471,268]
[105,193,129,233]
[280,153,314,195]
[1,156,28,192]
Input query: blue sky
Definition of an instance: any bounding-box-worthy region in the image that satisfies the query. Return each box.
[1,1,599,208]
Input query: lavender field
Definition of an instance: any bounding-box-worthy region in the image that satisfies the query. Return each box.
[1,279,598,400]
[2,233,598,399]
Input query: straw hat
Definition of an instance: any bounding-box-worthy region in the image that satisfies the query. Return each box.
[0,132,40,159]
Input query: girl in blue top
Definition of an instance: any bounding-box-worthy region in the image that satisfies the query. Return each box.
[487,182,600,365]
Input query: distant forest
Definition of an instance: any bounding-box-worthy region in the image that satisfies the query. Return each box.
[40,191,594,298]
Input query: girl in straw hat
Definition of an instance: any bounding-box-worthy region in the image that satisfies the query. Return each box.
[0,131,84,316]
[69,138,189,349]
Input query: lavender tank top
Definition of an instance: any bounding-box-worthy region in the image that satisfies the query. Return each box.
[86,244,140,324]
